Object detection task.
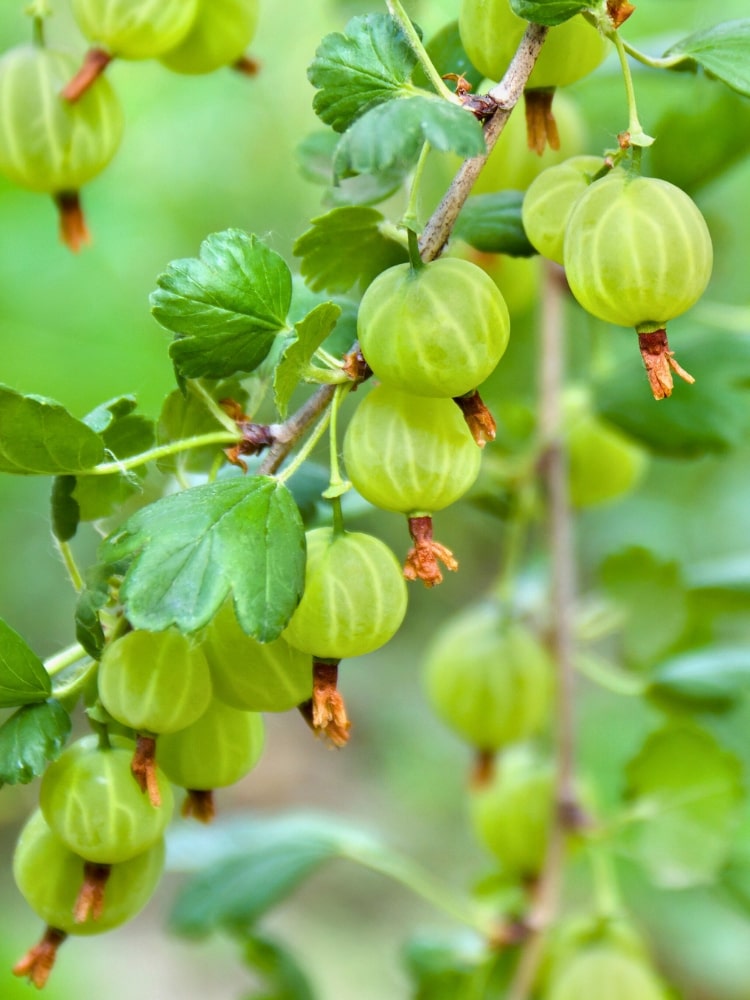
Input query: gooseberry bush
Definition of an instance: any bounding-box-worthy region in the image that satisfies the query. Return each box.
[1,0,750,997]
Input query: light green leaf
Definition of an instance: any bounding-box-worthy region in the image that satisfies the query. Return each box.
[600,549,687,667]
[0,619,50,708]
[297,130,409,207]
[0,384,105,475]
[334,96,485,179]
[0,700,71,785]
[151,230,292,381]
[274,303,342,418]
[308,14,419,132]
[100,477,305,641]
[453,192,535,256]
[666,20,750,98]
[293,206,408,295]
[242,932,317,1000]
[624,723,744,888]
[509,0,591,26]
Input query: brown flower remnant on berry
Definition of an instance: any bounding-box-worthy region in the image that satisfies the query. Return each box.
[73,862,111,924]
[220,398,275,471]
[13,927,68,988]
[182,789,215,823]
[61,48,112,102]
[54,192,91,253]
[234,55,261,76]
[638,329,695,400]
[471,748,496,788]
[607,0,636,29]
[341,347,372,384]
[454,390,496,447]
[404,516,458,588]
[299,661,351,747]
[524,90,560,155]
[131,735,162,807]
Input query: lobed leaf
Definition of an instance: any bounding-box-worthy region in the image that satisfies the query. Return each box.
[273,302,342,418]
[666,20,750,98]
[624,723,744,888]
[0,618,50,708]
[453,191,535,255]
[0,700,71,786]
[0,384,105,475]
[334,96,486,179]
[151,230,292,381]
[308,14,419,132]
[509,0,592,26]
[293,206,408,295]
[100,476,305,641]
[297,130,410,207]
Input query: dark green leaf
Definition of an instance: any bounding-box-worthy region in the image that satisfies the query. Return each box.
[594,329,750,458]
[509,0,591,26]
[73,414,155,525]
[169,814,381,936]
[600,549,687,667]
[648,647,750,712]
[0,384,105,475]
[453,192,535,255]
[297,130,408,207]
[50,475,79,542]
[334,96,486,178]
[413,21,483,92]
[274,303,342,418]
[0,619,50,708]
[293,207,408,295]
[308,14,419,132]
[0,700,71,785]
[666,20,750,98]
[151,230,292,381]
[75,564,114,660]
[241,932,317,1000]
[624,723,744,887]
[650,86,750,194]
[100,477,305,641]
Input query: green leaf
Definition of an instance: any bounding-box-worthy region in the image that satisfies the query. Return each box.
[453,192,535,256]
[169,814,382,936]
[75,563,114,660]
[335,96,486,179]
[509,0,591,26]
[274,303,342,418]
[648,647,750,712]
[0,700,71,785]
[600,549,688,667]
[297,130,409,208]
[413,21,484,92]
[241,932,317,1000]
[151,230,293,381]
[0,384,105,475]
[624,723,744,888]
[0,619,50,708]
[308,14,419,132]
[666,20,750,98]
[594,329,750,458]
[50,475,79,542]
[100,477,305,641]
[293,207,408,295]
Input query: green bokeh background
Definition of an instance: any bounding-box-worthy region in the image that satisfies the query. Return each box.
[1,1,750,998]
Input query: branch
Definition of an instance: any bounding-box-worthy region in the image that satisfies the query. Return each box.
[258,383,338,475]
[505,261,580,1000]
[419,22,549,262]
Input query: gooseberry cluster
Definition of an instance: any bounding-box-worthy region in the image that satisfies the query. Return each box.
[0,0,259,249]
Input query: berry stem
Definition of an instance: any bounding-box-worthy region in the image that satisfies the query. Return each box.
[610,30,653,150]
[83,430,242,476]
[55,538,84,593]
[44,641,88,677]
[385,0,458,103]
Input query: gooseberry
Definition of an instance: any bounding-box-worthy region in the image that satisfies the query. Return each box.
[357,258,510,399]
[522,156,606,265]
[160,0,260,75]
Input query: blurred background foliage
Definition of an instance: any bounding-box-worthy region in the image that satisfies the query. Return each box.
[1,0,750,998]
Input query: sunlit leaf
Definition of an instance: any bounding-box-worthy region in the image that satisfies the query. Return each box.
[666,20,750,98]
